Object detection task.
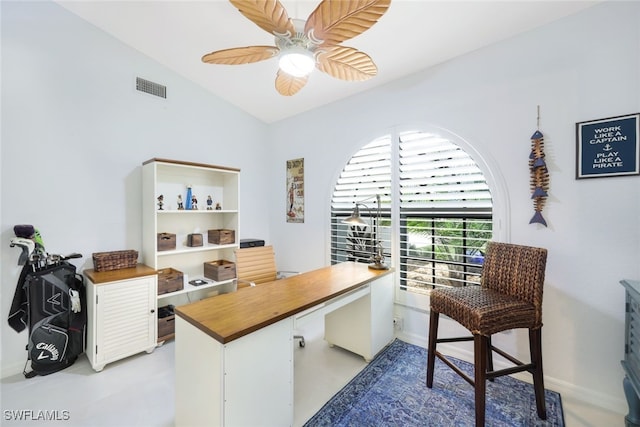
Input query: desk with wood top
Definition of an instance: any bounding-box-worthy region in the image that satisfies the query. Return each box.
[174,261,394,427]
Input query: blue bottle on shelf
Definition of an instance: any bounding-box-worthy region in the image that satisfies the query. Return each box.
[185,185,193,210]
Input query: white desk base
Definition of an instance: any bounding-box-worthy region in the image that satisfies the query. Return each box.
[175,271,393,427]
[175,316,294,427]
[325,274,393,362]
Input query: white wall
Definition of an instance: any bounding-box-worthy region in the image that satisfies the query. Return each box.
[1,1,271,375]
[268,1,640,414]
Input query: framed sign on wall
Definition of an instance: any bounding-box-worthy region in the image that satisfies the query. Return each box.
[576,113,640,179]
[286,158,304,223]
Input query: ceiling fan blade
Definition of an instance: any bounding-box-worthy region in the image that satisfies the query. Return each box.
[202,46,279,65]
[316,46,377,81]
[230,0,296,37]
[275,70,308,96]
[305,0,391,46]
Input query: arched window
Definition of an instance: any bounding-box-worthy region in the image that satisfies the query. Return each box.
[331,135,392,265]
[330,129,493,296]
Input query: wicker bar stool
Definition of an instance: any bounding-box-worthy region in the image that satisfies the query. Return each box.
[426,241,548,427]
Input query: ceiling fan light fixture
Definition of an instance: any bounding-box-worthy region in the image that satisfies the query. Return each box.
[278,46,315,77]
[202,0,391,95]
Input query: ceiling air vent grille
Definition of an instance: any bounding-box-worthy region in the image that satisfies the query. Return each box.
[136,77,166,99]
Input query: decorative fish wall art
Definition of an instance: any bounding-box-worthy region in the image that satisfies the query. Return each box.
[529,130,549,226]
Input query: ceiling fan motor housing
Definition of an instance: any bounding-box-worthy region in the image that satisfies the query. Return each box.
[275,19,320,77]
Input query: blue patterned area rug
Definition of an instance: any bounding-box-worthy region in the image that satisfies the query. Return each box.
[304,339,564,427]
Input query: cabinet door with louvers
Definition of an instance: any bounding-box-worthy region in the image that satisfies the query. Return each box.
[92,276,157,371]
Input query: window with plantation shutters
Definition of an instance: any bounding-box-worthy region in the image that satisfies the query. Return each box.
[330,135,392,265]
[330,129,493,297]
[399,131,492,294]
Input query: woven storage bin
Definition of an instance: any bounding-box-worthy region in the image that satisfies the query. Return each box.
[204,260,236,281]
[92,250,138,272]
[208,229,235,245]
[157,267,184,295]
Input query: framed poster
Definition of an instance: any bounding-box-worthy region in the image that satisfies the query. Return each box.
[286,158,304,223]
[576,113,640,179]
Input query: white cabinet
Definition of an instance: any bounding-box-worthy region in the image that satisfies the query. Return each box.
[84,265,158,372]
[141,158,240,305]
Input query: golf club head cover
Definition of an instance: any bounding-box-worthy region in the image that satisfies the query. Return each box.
[32,229,45,250]
[14,224,45,251]
[14,224,35,239]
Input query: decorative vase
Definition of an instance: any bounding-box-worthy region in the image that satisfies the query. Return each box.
[185,185,193,210]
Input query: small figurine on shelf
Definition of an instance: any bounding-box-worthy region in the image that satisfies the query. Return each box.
[185,185,193,210]
[215,202,222,210]
[157,194,164,211]
[207,195,213,210]
[177,195,184,210]
[192,194,198,210]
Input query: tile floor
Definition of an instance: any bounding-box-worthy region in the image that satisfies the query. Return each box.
[0,316,625,426]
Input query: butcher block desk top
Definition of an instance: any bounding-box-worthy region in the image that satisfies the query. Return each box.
[84,264,156,284]
[175,262,393,344]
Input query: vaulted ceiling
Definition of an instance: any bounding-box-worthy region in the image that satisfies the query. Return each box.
[56,1,600,123]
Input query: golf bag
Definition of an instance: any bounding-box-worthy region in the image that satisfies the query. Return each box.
[21,262,87,377]
[9,227,86,378]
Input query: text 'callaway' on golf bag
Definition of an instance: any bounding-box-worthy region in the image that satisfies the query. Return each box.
[9,225,86,378]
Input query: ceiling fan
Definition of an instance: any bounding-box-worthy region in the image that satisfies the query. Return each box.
[202,0,391,96]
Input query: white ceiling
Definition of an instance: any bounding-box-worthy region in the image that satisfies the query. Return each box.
[56,0,600,123]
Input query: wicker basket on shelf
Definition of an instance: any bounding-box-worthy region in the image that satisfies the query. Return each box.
[92,250,138,272]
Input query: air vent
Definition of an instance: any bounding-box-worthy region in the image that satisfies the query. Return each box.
[136,77,166,99]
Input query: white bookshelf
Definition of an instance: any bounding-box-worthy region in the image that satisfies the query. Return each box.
[142,158,240,307]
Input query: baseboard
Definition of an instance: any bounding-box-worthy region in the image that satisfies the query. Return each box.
[543,375,627,415]
[394,330,628,416]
